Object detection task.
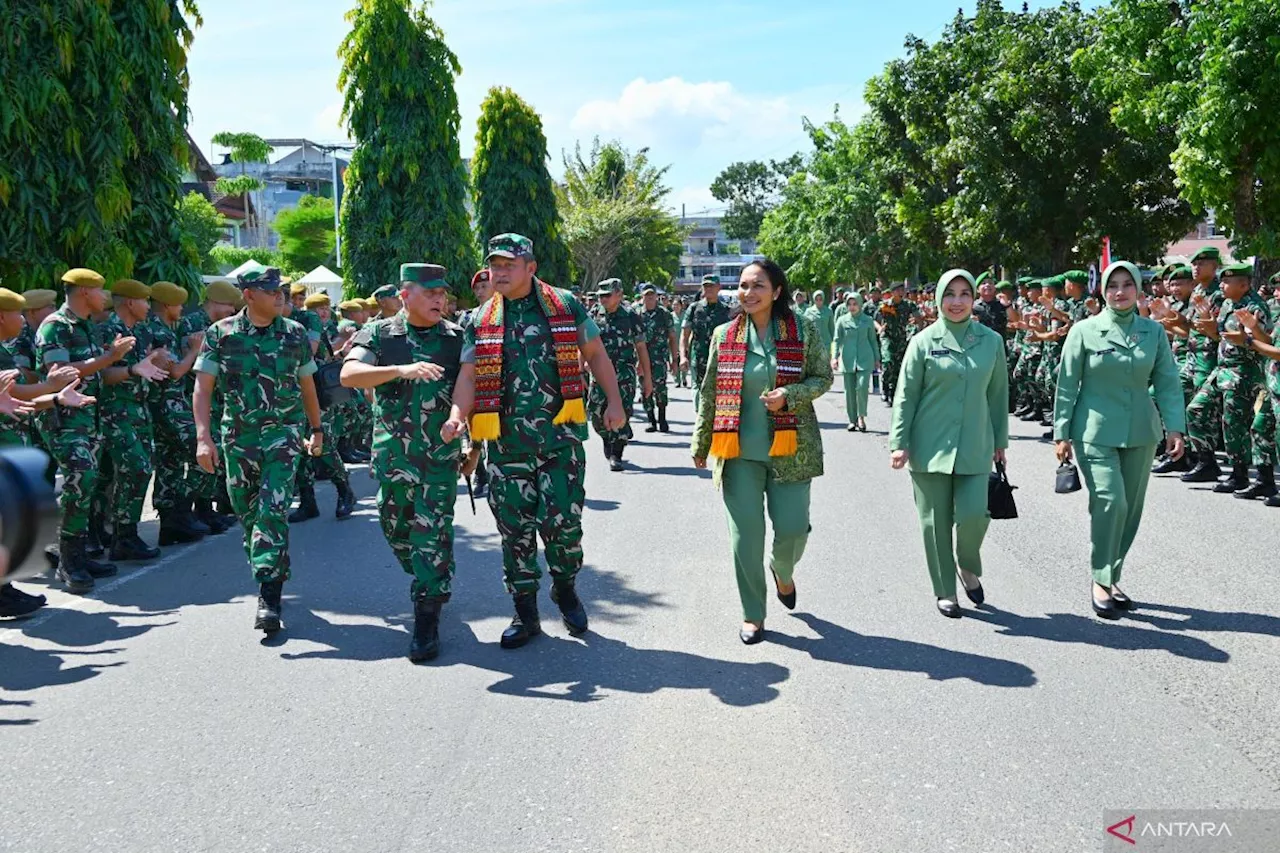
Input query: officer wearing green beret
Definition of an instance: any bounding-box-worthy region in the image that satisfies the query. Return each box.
[875,281,921,405]
[194,267,324,634]
[681,275,731,409]
[590,278,651,471]
[1150,265,1200,475]
[638,283,678,434]
[341,262,473,662]
[1233,273,1280,507]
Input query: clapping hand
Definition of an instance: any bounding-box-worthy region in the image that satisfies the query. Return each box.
[133,350,170,382]
[0,374,34,419]
[55,378,95,408]
[1235,309,1260,332]
[109,334,137,361]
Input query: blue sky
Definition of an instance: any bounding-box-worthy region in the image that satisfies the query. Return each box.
[187,0,1089,214]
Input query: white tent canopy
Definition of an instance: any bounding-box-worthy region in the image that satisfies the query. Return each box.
[225,259,267,279]
[298,265,343,304]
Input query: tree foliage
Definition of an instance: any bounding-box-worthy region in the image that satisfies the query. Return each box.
[275,195,336,274]
[471,87,570,286]
[709,157,801,241]
[176,191,225,273]
[557,140,683,292]
[0,1,202,292]
[337,0,475,297]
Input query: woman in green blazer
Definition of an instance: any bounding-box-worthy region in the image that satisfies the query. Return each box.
[693,259,833,644]
[806,290,836,357]
[890,270,1009,618]
[831,291,880,431]
[1053,261,1185,619]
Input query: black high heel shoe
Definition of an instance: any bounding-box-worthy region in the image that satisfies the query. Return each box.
[958,571,984,605]
[771,566,796,610]
[739,623,764,644]
[936,599,961,618]
[1111,588,1133,610]
[1091,584,1120,620]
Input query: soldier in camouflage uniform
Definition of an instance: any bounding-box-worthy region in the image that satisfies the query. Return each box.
[681,275,731,409]
[1171,247,1228,482]
[639,283,677,433]
[1183,263,1274,495]
[194,267,324,634]
[874,281,920,405]
[589,278,651,471]
[1151,265,1198,473]
[146,281,214,544]
[35,269,141,592]
[288,291,356,522]
[464,234,626,650]
[1235,273,1280,507]
[342,263,473,662]
[97,279,171,561]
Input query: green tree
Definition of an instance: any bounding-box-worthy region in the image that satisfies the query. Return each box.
[709,159,797,241]
[275,195,336,273]
[176,191,225,274]
[212,131,271,249]
[0,1,201,291]
[471,86,571,286]
[337,0,476,297]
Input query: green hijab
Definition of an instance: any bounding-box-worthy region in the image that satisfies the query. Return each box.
[844,291,864,317]
[935,268,976,350]
[1101,261,1142,322]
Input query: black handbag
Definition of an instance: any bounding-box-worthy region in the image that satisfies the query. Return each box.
[1055,462,1082,494]
[988,461,1018,520]
[314,360,353,410]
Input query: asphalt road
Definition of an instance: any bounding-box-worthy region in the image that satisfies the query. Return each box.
[3,383,1279,852]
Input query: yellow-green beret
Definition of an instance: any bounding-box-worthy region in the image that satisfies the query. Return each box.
[62,268,105,288]
[363,297,378,310]
[289,282,306,296]
[150,281,188,306]
[110,278,151,300]
[0,288,27,312]
[205,280,241,305]
[303,292,330,308]
[22,289,57,310]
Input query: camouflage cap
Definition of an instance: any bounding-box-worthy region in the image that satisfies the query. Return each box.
[889,281,906,291]
[1220,262,1255,280]
[150,281,188,306]
[594,278,623,296]
[400,263,448,285]
[238,267,283,291]
[0,288,27,312]
[61,268,105,289]
[303,292,331,308]
[372,284,400,301]
[1062,270,1089,284]
[21,289,57,310]
[1190,246,1222,263]
[1270,271,1280,285]
[109,278,151,300]
[485,233,535,261]
[700,274,721,287]
[639,283,657,294]
[204,280,241,305]
[1169,265,1194,281]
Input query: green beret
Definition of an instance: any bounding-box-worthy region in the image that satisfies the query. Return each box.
[1220,262,1255,280]
[150,281,188,306]
[1026,279,1043,289]
[303,292,331,308]
[205,280,241,305]
[22,289,57,310]
[372,284,400,300]
[400,263,447,285]
[1062,270,1089,284]
[1044,275,1066,290]
[995,280,1015,292]
[974,272,992,286]
[62,268,105,289]
[0,288,27,312]
[485,233,534,261]
[1190,246,1222,263]
[1016,276,1034,286]
[109,278,151,300]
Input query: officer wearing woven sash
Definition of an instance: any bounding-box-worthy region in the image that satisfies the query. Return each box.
[342,263,474,662]
[465,234,627,649]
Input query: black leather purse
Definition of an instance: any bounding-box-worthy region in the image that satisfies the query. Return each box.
[1055,462,1082,494]
[314,360,353,410]
[988,461,1018,519]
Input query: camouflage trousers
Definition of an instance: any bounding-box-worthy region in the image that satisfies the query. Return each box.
[151,403,198,512]
[297,403,350,490]
[1252,396,1276,468]
[1013,350,1046,409]
[349,394,372,444]
[101,410,154,526]
[41,421,102,537]
[378,472,457,600]
[488,442,586,594]
[881,339,909,402]
[224,428,302,583]
[643,356,670,413]
[1036,351,1061,405]
[1186,366,1261,463]
[189,402,224,501]
[591,361,636,443]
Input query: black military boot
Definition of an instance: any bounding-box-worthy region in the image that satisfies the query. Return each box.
[254,579,284,633]
[214,485,234,516]
[1020,408,1042,423]
[658,405,670,433]
[0,583,46,619]
[158,507,206,545]
[110,524,160,562]
[644,408,658,433]
[1214,462,1250,494]
[335,480,356,519]
[288,485,320,523]
[1234,465,1276,500]
[55,537,95,595]
[1181,452,1222,483]
[1266,492,1280,507]
[194,498,235,534]
[499,592,542,649]
[338,438,360,465]
[550,579,589,636]
[1152,452,1191,474]
[610,440,626,472]
[44,543,60,572]
[1039,413,1053,427]
[86,513,108,559]
[409,594,443,662]
[177,497,212,536]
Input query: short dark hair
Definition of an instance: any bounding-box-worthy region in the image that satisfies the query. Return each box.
[735,258,794,322]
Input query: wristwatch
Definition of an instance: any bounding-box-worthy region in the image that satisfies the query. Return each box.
[310,427,323,434]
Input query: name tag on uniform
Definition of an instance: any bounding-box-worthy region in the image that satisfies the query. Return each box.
[1093,348,1115,355]
[929,349,950,356]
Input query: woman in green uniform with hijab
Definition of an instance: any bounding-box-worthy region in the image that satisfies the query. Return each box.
[890,270,1009,618]
[831,291,879,431]
[692,259,832,644]
[806,290,835,358]
[1054,261,1185,619]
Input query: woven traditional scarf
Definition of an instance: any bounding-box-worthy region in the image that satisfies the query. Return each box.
[710,313,805,459]
[470,279,585,440]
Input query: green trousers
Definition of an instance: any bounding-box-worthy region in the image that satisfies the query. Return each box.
[224,428,302,583]
[489,442,586,594]
[721,458,811,623]
[909,472,990,599]
[1073,442,1157,587]
[842,369,871,423]
[378,476,456,600]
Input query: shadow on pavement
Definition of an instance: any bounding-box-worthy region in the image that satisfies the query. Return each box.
[0,643,126,723]
[966,605,1230,662]
[1123,602,1280,639]
[768,613,1037,688]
